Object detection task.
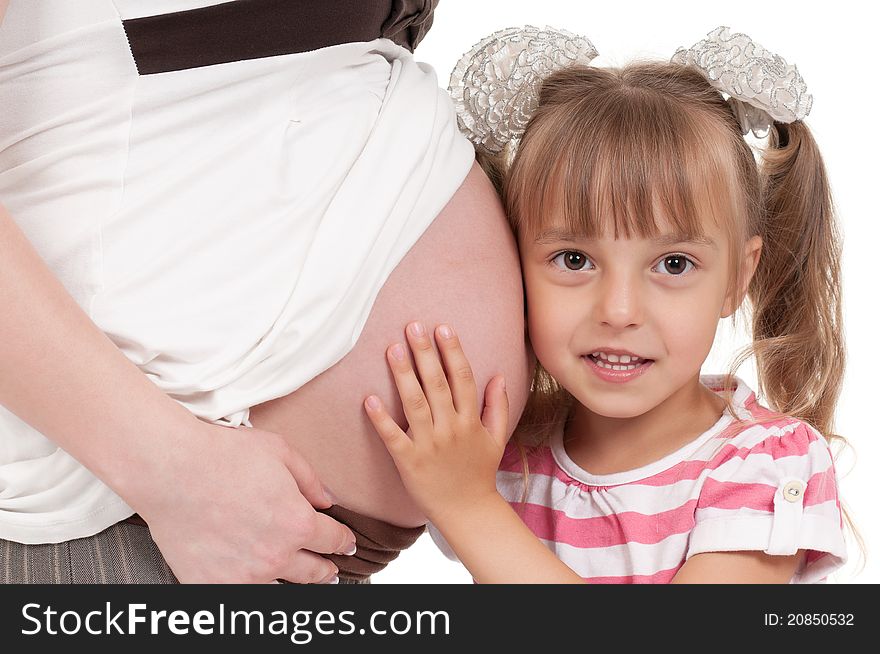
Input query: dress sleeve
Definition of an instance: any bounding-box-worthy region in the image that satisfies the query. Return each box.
[686,419,847,583]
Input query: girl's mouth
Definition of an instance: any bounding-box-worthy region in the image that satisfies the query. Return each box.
[587,351,652,370]
[584,352,654,383]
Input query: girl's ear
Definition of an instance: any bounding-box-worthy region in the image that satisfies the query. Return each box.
[722,235,763,318]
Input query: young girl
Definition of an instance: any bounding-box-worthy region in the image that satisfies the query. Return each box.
[363,26,849,583]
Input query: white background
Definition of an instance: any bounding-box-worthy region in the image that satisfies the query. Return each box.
[374,0,878,584]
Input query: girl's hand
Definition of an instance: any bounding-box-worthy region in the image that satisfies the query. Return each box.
[364,322,509,524]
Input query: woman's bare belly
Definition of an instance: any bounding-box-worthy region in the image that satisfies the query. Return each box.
[248,162,532,527]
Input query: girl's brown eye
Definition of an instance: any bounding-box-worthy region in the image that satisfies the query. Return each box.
[550,251,593,272]
[564,252,586,270]
[659,255,693,275]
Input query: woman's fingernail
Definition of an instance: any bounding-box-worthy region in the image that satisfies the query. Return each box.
[365,395,380,410]
[329,576,340,585]
[438,324,454,339]
[409,321,425,337]
[390,344,406,360]
[335,535,357,555]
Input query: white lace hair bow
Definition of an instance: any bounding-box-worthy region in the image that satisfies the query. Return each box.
[448,26,599,155]
[672,26,812,138]
[449,25,812,152]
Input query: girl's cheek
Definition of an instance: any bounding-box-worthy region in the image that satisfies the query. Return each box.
[653,289,717,347]
[670,304,720,362]
[527,312,569,364]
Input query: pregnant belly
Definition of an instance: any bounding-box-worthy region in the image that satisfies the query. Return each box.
[248,163,532,528]
[251,386,429,527]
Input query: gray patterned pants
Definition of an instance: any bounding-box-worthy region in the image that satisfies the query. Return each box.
[1,521,177,583]
[1,520,367,584]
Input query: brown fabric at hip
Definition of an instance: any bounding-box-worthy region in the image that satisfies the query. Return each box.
[317,505,425,582]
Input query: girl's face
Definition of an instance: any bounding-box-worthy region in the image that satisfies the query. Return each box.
[520,212,759,420]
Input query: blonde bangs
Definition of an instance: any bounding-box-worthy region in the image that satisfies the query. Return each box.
[506,64,743,244]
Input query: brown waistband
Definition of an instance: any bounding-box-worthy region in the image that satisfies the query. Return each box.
[318,505,424,581]
[123,513,149,527]
[121,0,434,75]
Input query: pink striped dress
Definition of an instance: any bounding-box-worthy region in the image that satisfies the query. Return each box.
[491,376,847,583]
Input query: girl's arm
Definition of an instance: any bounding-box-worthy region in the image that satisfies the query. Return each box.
[0,205,354,583]
[430,489,585,584]
[672,551,804,583]
[364,321,584,584]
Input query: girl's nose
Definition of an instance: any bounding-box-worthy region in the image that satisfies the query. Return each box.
[594,272,643,329]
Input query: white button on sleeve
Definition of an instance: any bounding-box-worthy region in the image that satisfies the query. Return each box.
[782,480,806,503]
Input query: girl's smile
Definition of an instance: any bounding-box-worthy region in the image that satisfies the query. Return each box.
[583,350,654,383]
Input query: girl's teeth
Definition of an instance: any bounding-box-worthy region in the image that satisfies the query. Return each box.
[590,357,642,371]
[591,352,643,363]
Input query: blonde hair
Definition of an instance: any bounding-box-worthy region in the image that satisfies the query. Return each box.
[481,61,859,562]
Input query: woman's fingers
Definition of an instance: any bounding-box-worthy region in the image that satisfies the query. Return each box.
[280,549,340,585]
[404,321,455,424]
[304,511,360,556]
[434,324,479,419]
[280,439,335,509]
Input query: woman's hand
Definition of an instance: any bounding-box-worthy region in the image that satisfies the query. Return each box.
[364,322,509,524]
[133,421,357,584]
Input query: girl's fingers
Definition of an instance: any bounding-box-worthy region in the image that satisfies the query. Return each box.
[480,375,510,447]
[384,343,436,436]
[364,395,412,460]
[404,321,455,422]
[434,324,479,419]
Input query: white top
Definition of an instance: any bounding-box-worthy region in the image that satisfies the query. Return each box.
[0,0,473,543]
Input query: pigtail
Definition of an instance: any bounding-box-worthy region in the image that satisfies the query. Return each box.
[749,122,866,569]
[747,121,844,439]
